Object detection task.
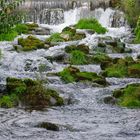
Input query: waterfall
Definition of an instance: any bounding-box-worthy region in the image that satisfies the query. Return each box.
[22,0,111,24]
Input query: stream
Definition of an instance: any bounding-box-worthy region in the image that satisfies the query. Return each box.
[0,2,140,140]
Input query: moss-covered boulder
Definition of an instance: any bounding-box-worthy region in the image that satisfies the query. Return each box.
[96,38,132,53]
[101,57,140,78]
[46,27,86,45]
[65,44,89,54]
[128,63,140,78]
[18,36,45,51]
[89,53,112,64]
[112,83,140,108]
[25,23,39,31]
[0,77,64,109]
[58,66,108,86]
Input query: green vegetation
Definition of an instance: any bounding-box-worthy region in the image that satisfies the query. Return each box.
[134,16,140,43]
[75,18,107,34]
[102,57,140,78]
[18,36,45,51]
[113,84,140,108]
[90,53,112,64]
[47,33,65,43]
[121,0,140,27]
[0,30,18,41]
[0,77,64,108]
[65,44,89,54]
[46,27,86,44]
[70,50,87,65]
[0,23,40,41]
[0,0,25,41]
[58,66,108,86]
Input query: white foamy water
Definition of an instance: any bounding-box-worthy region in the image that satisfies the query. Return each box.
[0,5,140,140]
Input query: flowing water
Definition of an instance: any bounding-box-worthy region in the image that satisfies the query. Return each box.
[0,2,140,140]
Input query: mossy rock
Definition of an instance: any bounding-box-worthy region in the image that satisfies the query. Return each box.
[58,66,108,86]
[65,44,89,54]
[89,53,112,64]
[128,63,140,78]
[112,83,140,108]
[25,23,39,31]
[62,27,76,35]
[0,78,64,109]
[101,57,140,78]
[18,36,45,51]
[46,27,86,44]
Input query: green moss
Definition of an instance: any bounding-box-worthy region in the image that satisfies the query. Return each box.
[128,63,140,78]
[46,27,86,44]
[46,33,65,43]
[0,77,64,109]
[102,57,140,78]
[25,23,39,31]
[18,36,45,51]
[58,66,107,86]
[112,84,140,108]
[58,67,76,83]
[65,44,89,54]
[90,53,112,64]
[70,50,87,65]
[75,18,107,34]
[103,65,128,78]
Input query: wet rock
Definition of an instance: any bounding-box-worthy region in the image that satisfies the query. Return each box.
[104,96,117,105]
[60,33,71,41]
[46,50,66,62]
[111,10,126,27]
[77,44,89,54]
[113,90,123,98]
[37,122,59,131]
[31,27,50,35]
[85,29,95,35]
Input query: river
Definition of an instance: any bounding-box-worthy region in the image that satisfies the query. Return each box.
[0,2,140,140]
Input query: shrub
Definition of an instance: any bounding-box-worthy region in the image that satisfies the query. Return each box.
[75,18,107,34]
